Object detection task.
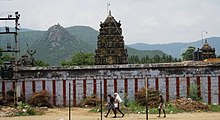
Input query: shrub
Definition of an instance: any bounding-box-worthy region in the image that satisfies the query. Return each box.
[135,88,160,108]
[7,89,15,97]
[14,102,44,116]
[28,90,52,107]
[3,90,16,105]
[78,95,100,107]
[26,107,37,115]
[172,98,209,111]
[188,84,202,101]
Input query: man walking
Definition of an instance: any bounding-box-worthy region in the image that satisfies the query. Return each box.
[105,94,116,118]
[158,94,166,117]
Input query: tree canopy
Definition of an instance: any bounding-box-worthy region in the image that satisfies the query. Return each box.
[61,52,94,66]
[34,60,49,67]
[0,54,12,65]
[181,46,195,61]
[128,54,180,64]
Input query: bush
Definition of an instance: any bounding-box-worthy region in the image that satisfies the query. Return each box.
[135,88,160,108]
[172,98,209,111]
[188,84,202,101]
[0,90,25,106]
[7,89,15,97]
[28,90,52,107]
[14,102,44,116]
[78,95,101,107]
[1,90,16,106]
[26,107,37,115]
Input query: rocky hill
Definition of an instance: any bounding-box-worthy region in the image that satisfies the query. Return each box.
[30,24,94,65]
[0,25,166,65]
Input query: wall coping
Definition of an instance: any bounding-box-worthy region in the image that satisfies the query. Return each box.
[18,61,220,71]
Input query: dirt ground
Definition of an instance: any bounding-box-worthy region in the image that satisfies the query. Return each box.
[1,107,220,120]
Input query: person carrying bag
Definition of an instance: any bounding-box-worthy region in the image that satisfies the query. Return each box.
[114,93,124,117]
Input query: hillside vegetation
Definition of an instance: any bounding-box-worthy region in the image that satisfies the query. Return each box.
[0,25,166,65]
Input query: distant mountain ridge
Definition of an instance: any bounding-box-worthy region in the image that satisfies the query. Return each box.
[66,26,99,47]
[0,25,166,65]
[1,25,219,65]
[128,37,220,58]
[0,27,34,32]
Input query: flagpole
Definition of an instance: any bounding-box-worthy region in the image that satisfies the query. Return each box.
[107,2,110,15]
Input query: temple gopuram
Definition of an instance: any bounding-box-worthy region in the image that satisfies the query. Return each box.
[200,39,216,59]
[194,39,216,61]
[94,11,128,65]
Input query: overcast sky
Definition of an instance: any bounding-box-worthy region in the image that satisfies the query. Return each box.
[0,0,220,45]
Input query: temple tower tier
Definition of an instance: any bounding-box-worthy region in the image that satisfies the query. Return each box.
[193,39,216,61]
[95,11,128,65]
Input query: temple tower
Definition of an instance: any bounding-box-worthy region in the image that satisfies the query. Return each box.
[194,39,216,61]
[200,39,216,59]
[95,11,128,65]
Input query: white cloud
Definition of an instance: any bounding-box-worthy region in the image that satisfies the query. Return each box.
[0,0,220,44]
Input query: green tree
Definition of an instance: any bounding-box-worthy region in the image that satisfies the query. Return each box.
[128,55,140,64]
[218,55,220,58]
[152,55,161,63]
[34,60,49,66]
[167,55,173,62]
[0,48,2,57]
[0,54,12,65]
[129,54,181,64]
[61,52,94,66]
[181,46,195,61]
[140,57,146,63]
[140,55,151,63]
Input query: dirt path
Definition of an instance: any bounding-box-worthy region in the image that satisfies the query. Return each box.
[1,108,220,120]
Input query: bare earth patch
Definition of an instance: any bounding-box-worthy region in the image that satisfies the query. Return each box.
[1,107,220,120]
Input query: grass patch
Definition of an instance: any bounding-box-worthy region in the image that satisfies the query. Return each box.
[164,103,184,114]
[126,102,184,114]
[209,104,220,112]
[89,101,185,114]
[12,102,45,117]
[89,107,101,113]
[125,101,145,114]
[89,101,220,114]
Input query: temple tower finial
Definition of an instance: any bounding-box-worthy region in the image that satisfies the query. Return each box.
[109,10,111,16]
[205,39,207,43]
[107,2,111,16]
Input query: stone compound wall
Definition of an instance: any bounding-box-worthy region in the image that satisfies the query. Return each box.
[0,62,220,106]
